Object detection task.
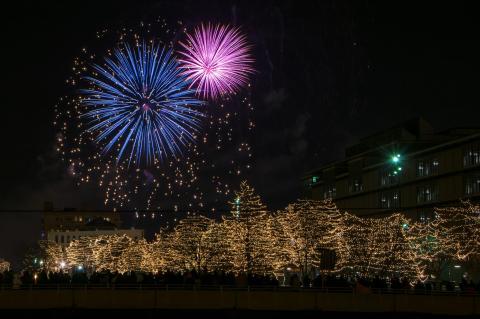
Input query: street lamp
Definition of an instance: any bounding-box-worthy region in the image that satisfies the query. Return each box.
[390,154,402,174]
[388,153,404,210]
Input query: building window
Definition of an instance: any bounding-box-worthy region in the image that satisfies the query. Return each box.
[379,191,400,209]
[66,235,70,243]
[464,144,480,167]
[323,184,336,199]
[417,185,439,203]
[60,235,64,244]
[379,169,398,187]
[418,212,432,223]
[417,161,425,177]
[465,176,480,195]
[55,235,58,243]
[417,159,439,177]
[349,178,363,193]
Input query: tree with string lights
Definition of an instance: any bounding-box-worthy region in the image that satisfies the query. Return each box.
[167,215,214,272]
[228,180,275,274]
[202,219,242,272]
[274,199,342,280]
[404,203,480,281]
[40,240,68,272]
[433,203,480,261]
[0,259,10,273]
[66,236,94,271]
[336,213,419,279]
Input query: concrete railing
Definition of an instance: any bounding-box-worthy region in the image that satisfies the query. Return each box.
[0,288,479,315]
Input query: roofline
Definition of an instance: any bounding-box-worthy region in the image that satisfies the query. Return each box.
[303,131,480,179]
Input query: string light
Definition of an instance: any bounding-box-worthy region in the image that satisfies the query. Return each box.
[36,189,480,282]
[0,259,10,273]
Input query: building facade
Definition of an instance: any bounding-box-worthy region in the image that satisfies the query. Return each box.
[42,202,143,245]
[304,118,480,219]
[46,228,144,246]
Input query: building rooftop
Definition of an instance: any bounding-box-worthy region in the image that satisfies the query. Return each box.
[305,118,480,179]
[84,217,117,230]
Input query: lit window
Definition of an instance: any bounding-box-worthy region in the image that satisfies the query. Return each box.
[464,144,480,167]
[432,159,439,174]
[379,191,400,208]
[417,159,439,177]
[418,212,431,223]
[465,176,480,195]
[349,178,363,193]
[417,185,438,203]
[417,161,425,177]
[323,184,336,199]
[380,169,398,187]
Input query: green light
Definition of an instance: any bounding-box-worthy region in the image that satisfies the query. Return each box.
[397,167,402,171]
[235,198,240,205]
[402,223,409,229]
[391,154,402,164]
[312,176,318,183]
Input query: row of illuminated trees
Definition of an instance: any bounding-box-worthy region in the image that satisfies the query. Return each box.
[39,181,480,281]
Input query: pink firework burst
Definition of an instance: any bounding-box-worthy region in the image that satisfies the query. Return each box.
[178,23,254,99]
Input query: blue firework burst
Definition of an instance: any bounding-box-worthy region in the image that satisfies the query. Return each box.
[80,42,203,166]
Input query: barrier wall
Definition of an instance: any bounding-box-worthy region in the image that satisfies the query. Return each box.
[0,289,479,315]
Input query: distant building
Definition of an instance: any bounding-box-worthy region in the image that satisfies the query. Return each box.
[42,202,143,245]
[303,118,480,220]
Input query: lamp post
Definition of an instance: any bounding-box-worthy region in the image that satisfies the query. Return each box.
[390,154,403,210]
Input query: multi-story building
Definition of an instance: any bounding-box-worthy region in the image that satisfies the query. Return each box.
[304,118,480,220]
[42,202,143,245]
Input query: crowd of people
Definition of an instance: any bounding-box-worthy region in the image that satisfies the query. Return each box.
[0,269,479,294]
[0,269,279,288]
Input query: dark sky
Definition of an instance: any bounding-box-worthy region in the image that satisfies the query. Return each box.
[1,0,479,266]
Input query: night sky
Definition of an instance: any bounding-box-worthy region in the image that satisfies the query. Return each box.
[1,0,480,266]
